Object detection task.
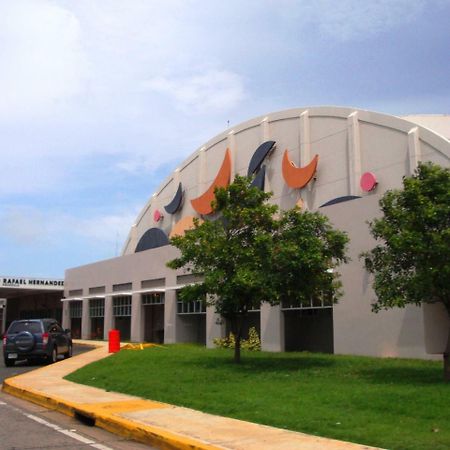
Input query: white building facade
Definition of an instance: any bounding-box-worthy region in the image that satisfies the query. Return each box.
[63,107,450,359]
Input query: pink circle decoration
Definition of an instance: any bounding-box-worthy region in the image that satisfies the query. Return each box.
[360,172,377,192]
[153,209,163,222]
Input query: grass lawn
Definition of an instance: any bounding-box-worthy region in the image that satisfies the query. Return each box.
[66,344,449,450]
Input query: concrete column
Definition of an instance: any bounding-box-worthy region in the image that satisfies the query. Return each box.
[131,293,144,342]
[164,289,177,344]
[260,116,270,141]
[81,299,91,339]
[227,130,236,180]
[198,147,207,193]
[408,127,421,175]
[260,303,284,352]
[62,301,70,330]
[347,111,362,196]
[0,299,6,334]
[164,270,178,344]
[103,295,114,340]
[299,109,313,208]
[206,303,225,348]
[299,110,311,164]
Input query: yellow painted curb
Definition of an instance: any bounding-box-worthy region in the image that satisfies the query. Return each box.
[3,378,79,418]
[2,377,221,450]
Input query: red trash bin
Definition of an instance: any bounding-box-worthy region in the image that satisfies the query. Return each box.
[108,329,120,353]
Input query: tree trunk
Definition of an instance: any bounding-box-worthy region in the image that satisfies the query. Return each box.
[233,315,243,364]
[444,333,450,383]
[444,353,449,383]
[234,331,241,363]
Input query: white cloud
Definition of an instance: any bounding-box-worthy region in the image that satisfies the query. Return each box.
[143,69,245,113]
[0,204,138,251]
[1,206,49,245]
[0,1,88,120]
[279,0,428,41]
[73,212,137,245]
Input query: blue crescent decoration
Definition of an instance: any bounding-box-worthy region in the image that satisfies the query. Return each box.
[164,182,183,214]
[250,165,266,191]
[135,228,169,252]
[319,195,361,208]
[247,141,276,176]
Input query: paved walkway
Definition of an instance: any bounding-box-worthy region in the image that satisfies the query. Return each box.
[3,340,381,450]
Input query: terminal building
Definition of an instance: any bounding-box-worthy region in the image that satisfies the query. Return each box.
[62,106,450,359]
[0,276,64,334]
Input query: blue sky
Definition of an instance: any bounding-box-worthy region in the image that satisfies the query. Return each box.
[1,0,449,278]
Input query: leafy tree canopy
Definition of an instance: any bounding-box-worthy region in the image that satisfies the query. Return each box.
[362,162,450,316]
[167,175,349,362]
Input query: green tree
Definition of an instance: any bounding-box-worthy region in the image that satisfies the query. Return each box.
[361,162,450,380]
[168,176,349,363]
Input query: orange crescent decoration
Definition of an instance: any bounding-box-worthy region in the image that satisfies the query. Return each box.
[191,149,231,215]
[170,216,203,238]
[282,150,319,189]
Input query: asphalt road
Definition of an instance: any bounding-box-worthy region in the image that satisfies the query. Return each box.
[0,342,92,381]
[0,344,154,450]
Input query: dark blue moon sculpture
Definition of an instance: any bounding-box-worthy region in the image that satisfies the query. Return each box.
[319,195,361,208]
[135,228,169,252]
[247,141,276,176]
[250,165,266,191]
[164,182,183,214]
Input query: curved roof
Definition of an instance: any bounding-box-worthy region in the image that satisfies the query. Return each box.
[122,106,450,255]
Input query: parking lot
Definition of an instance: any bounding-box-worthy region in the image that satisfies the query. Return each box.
[0,343,94,383]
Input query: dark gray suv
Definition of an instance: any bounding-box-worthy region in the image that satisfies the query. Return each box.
[3,319,72,367]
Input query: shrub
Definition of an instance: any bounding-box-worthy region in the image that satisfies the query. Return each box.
[214,327,261,351]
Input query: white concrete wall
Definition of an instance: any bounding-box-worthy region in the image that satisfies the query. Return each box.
[66,107,450,359]
[323,194,435,359]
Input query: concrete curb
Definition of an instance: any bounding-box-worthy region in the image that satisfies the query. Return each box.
[3,375,221,450]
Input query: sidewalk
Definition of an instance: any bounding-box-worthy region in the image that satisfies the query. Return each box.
[2,340,381,450]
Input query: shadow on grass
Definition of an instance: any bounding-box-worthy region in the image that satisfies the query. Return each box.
[176,347,447,386]
[358,365,447,386]
[180,351,337,373]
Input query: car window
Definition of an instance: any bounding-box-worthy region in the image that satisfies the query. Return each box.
[7,321,41,334]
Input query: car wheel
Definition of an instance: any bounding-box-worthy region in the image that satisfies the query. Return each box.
[4,357,14,367]
[64,344,73,359]
[47,346,57,364]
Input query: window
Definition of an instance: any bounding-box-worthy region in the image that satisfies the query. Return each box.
[68,289,83,297]
[8,321,42,334]
[281,295,333,310]
[69,301,83,318]
[48,323,63,333]
[89,298,105,318]
[142,292,165,305]
[113,296,132,317]
[88,286,105,295]
[177,297,206,314]
[112,282,132,292]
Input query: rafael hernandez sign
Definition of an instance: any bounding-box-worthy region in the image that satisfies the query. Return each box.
[1,277,64,290]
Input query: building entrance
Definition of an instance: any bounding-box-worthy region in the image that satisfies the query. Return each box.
[113,296,131,341]
[283,307,334,353]
[142,293,165,343]
[176,296,206,345]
